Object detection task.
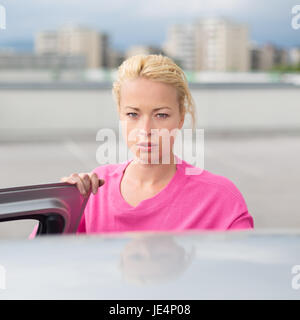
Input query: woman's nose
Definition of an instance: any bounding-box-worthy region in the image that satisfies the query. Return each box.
[139,116,153,136]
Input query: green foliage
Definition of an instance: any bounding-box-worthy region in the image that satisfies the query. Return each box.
[271,63,300,73]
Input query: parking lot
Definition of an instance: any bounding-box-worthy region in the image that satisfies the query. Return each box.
[1,132,300,237]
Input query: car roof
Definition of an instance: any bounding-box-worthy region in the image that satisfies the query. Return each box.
[0,229,300,299]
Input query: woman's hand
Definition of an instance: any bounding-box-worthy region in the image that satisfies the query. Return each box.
[60,172,105,197]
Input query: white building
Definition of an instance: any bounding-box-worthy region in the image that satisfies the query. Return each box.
[35,24,109,69]
[164,17,250,72]
[289,47,300,65]
[163,23,196,71]
[125,45,164,59]
[0,52,86,70]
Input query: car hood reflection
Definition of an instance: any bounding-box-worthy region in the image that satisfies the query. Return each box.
[119,234,196,285]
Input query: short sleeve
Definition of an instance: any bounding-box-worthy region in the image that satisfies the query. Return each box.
[226,210,254,230]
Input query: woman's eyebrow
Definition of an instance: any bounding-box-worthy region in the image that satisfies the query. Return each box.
[153,106,172,111]
[125,106,172,111]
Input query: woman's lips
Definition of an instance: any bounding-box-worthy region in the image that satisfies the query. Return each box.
[137,143,158,147]
[136,143,158,151]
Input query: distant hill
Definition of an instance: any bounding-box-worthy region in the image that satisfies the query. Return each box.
[0,39,34,52]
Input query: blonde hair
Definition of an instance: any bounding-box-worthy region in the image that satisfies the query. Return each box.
[112,54,196,130]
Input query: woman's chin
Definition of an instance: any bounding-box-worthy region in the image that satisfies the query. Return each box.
[138,152,175,165]
[130,145,173,164]
[134,149,160,164]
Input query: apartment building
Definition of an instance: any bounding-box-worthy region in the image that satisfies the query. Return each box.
[164,17,250,72]
[35,24,109,68]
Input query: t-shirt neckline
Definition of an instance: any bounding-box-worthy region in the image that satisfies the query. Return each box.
[112,155,185,215]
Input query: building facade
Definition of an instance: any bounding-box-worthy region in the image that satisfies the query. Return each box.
[164,18,250,72]
[35,25,109,69]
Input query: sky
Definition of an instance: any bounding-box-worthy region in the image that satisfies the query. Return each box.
[0,0,300,52]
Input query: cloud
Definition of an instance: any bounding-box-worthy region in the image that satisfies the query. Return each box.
[137,0,245,19]
[0,0,299,49]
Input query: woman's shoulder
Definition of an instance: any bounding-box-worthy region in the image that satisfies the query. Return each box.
[180,158,245,202]
[178,158,253,229]
[90,160,130,178]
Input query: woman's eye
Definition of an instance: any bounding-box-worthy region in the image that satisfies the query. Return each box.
[126,112,138,118]
[125,113,169,119]
[156,113,169,119]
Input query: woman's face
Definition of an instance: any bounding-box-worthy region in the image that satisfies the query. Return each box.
[118,77,184,164]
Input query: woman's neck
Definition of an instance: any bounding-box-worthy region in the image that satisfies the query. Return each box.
[125,153,177,187]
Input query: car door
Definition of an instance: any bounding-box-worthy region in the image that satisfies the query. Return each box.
[0,181,89,236]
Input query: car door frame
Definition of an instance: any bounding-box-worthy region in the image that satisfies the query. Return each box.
[0,182,89,236]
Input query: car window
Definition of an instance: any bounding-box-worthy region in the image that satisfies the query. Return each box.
[0,219,38,239]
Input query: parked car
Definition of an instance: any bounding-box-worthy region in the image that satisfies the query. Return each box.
[0,182,300,299]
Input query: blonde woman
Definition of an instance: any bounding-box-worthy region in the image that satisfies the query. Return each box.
[31,54,254,238]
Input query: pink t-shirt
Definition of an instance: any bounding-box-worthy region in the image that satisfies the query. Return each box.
[77,156,254,234]
[29,155,254,238]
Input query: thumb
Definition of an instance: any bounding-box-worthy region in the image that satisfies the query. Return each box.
[98,179,105,187]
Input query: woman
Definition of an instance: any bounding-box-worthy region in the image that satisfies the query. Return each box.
[31,54,254,238]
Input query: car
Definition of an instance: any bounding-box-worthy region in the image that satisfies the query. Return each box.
[0,182,300,299]
[0,181,90,236]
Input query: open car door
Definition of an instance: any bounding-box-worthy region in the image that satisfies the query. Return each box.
[0,182,89,236]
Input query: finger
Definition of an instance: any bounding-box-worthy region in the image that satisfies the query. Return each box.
[60,176,76,184]
[90,173,99,194]
[99,179,105,187]
[79,173,91,194]
[70,173,86,195]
